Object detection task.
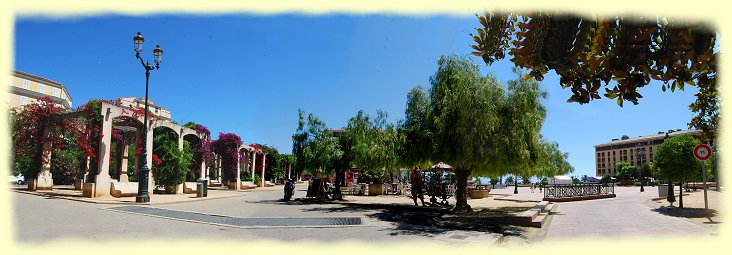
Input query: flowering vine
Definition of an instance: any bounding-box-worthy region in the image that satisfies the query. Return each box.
[11,97,72,179]
[211,133,242,182]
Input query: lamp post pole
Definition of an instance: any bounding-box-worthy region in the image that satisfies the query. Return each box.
[133,32,164,203]
[636,142,644,192]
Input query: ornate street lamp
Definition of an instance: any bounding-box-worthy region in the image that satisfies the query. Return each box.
[132,32,164,203]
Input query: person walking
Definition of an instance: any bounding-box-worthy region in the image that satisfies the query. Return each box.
[410,167,426,206]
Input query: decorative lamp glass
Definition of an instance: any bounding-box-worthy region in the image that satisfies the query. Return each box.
[153,44,163,65]
[133,32,144,53]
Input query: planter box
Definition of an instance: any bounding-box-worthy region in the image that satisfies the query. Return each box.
[227,181,237,190]
[470,189,490,199]
[164,184,180,194]
[74,179,84,190]
[27,179,37,191]
[367,184,385,196]
[658,184,669,198]
[82,183,96,198]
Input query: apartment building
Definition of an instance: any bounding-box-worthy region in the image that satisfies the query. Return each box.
[594,129,701,177]
[115,96,172,120]
[7,70,73,110]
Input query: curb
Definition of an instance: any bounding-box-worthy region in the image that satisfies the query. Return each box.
[11,188,248,205]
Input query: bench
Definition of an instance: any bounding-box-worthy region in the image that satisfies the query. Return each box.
[110,182,139,198]
[241,181,257,189]
[264,181,275,187]
[183,182,198,194]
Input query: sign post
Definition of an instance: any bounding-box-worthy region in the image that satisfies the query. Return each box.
[694,144,712,216]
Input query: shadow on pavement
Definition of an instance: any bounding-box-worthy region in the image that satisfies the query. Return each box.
[652,206,718,218]
[300,202,528,238]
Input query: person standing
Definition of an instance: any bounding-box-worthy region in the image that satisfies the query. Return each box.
[410,167,426,206]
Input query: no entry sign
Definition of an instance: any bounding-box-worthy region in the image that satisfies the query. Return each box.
[694,144,712,161]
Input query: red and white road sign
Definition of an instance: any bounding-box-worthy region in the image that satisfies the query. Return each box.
[694,144,712,161]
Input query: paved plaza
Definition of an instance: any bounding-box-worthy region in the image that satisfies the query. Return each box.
[10,184,722,247]
[542,186,720,241]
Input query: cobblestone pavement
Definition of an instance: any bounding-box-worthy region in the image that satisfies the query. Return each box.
[541,186,718,241]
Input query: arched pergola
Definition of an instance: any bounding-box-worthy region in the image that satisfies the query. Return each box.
[35,102,204,198]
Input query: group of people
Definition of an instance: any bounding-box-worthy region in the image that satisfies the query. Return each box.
[530,182,543,193]
[409,167,451,206]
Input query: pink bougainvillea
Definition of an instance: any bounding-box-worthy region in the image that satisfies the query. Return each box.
[211,133,243,182]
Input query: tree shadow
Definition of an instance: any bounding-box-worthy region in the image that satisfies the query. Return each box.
[652,206,718,218]
[301,203,529,238]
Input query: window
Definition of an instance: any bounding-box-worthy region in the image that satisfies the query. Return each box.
[53,88,60,97]
[22,80,29,89]
[19,96,28,105]
[38,84,45,93]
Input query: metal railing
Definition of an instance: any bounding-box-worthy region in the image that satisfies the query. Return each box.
[543,183,615,198]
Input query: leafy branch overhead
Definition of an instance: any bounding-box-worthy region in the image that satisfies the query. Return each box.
[470,12,718,140]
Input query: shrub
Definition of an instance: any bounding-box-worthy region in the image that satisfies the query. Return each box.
[152,128,193,188]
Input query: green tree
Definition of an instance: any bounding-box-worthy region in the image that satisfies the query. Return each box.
[533,138,574,180]
[615,162,638,181]
[344,110,400,184]
[654,134,699,208]
[401,55,547,212]
[601,175,613,184]
[293,110,343,178]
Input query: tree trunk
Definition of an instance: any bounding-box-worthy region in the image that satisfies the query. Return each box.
[333,168,344,200]
[667,181,675,205]
[453,167,472,213]
[679,181,684,208]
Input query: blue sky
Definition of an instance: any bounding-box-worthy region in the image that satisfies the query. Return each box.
[13,14,701,178]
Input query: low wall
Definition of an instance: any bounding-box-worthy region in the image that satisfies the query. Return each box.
[543,194,616,202]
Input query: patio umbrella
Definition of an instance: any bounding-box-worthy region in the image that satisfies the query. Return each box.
[431,162,452,170]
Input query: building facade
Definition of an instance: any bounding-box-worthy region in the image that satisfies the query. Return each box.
[7,70,73,110]
[594,129,701,177]
[115,96,172,120]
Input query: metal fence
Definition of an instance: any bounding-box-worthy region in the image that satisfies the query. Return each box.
[543,183,615,198]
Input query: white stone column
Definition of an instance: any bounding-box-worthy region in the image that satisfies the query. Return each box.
[146,122,154,195]
[35,126,54,190]
[235,149,241,190]
[261,153,267,187]
[120,143,129,182]
[94,110,113,197]
[200,158,206,180]
[250,151,256,179]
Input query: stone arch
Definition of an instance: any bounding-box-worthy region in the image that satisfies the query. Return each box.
[110,115,144,182]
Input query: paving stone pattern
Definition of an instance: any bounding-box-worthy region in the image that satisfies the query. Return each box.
[108,206,363,227]
[543,187,713,240]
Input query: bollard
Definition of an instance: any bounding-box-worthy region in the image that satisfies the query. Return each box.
[197,183,204,198]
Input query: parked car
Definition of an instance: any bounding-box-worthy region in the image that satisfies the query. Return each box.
[9,174,25,185]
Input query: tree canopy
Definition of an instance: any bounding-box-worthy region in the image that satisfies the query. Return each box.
[401,55,551,212]
[292,110,342,177]
[342,110,400,183]
[470,12,718,140]
[654,134,699,182]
